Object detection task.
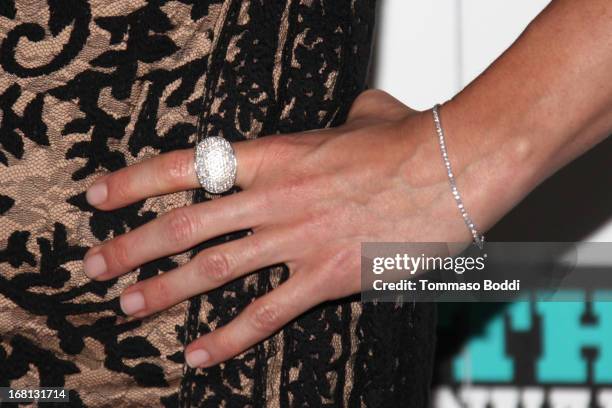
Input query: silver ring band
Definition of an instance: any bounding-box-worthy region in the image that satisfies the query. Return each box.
[194,136,237,194]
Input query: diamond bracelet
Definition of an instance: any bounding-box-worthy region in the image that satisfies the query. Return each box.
[432,104,485,249]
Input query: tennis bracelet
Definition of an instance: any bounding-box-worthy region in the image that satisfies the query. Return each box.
[432,104,485,249]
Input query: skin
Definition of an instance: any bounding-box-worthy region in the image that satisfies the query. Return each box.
[83,0,611,369]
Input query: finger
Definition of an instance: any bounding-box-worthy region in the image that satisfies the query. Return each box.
[118,229,292,317]
[83,191,265,280]
[184,272,324,368]
[86,139,265,210]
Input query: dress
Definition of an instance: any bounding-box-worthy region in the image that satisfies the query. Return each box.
[0,1,436,407]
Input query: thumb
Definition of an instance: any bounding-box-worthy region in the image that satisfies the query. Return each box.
[346,89,419,123]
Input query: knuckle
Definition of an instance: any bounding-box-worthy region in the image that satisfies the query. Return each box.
[108,174,133,203]
[323,248,361,293]
[250,301,282,332]
[196,251,232,282]
[276,172,314,201]
[262,135,298,163]
[148,277,172,308]
[159,151,192,183]
[109,237,131,270]
[256,188,276,211]
[329,247,359,272]
[215,331,240,358]
[166,208,197,244]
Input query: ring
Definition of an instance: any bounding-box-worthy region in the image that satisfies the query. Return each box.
[194,136,237,194]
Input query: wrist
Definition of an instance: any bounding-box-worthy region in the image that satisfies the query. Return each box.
[437,97,542,235]
[398,100,537,239]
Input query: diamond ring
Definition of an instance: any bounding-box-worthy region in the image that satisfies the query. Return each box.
[194,136,237,194]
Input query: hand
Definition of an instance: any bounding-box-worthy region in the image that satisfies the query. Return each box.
[82,90,480,368]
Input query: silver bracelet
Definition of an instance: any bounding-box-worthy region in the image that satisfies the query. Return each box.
[432,104,485,249]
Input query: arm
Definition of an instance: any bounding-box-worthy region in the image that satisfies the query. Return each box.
[416,0,612,232]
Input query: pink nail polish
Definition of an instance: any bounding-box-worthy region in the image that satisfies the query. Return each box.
[185,349,210,368]
[86,182,108,206]
[120,291,146,315]
[84,253,107,278]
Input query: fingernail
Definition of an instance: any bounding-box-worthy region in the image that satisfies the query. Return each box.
[120,291,146,315]
[83,253,107,278]
[86,182,107,206]
[185,349,210,368]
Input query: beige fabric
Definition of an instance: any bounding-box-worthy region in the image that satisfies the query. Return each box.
[0,1,222,406]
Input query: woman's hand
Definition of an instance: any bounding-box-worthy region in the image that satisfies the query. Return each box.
[82,89,490,368]
[85,0,612,369]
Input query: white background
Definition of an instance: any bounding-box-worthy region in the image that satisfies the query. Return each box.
[371,0,612,245]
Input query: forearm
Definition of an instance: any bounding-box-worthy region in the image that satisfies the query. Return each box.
[409,0,612,234]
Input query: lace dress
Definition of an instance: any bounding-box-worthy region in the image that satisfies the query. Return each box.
[0,1,436,406]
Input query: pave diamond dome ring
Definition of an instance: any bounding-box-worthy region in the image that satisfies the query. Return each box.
[194,136,237,194]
